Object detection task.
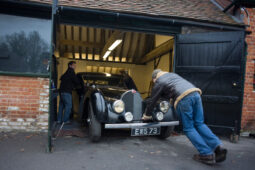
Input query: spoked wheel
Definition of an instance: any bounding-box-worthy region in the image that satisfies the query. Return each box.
[88,102,102,142]
[158,126,174,139]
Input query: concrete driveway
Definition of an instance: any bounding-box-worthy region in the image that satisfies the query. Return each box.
[0,130,254,170]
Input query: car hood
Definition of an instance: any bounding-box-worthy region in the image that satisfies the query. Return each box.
[98,86,128,100]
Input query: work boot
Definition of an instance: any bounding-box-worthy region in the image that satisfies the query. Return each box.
[215,146,227,163]
[193,154,216,165]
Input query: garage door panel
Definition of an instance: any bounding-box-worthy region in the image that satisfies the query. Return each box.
[176,31,245,134]
[204,103,238,127]
[178,42,231,66]
[178,72,240,95]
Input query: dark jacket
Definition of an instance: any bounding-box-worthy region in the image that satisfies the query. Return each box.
[145,72,201,115]
[124,76,138,91]
[59,68,80,94]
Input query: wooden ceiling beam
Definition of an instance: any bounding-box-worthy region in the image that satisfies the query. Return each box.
[137,34,146,62]
[119,33,126,62]
[138,38,174,64]
[64,25,68,53]
[100,30,123,59]
[93,28,96,60]
[79,26,82,59]
[60,39,104,49]
[71,26,75,59]
[133,33,141,63]
[126,32,134,62]
[86,27,89,59]
[63,49,100,54]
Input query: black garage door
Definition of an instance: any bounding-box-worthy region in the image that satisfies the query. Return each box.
[175,31,245,135]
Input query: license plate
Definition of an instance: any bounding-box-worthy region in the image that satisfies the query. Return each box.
[131,127,160,136]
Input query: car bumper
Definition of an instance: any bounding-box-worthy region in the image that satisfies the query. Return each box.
[104,121,179,129]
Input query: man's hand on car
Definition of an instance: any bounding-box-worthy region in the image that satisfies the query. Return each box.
[142,114,152,120]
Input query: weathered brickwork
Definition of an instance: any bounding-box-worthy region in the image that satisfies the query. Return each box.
[242,8,255,131]
[0,76,49,132]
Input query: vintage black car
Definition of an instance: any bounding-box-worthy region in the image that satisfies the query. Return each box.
[76,72,179,142]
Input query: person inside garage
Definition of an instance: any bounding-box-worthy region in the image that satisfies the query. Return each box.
[57,61,80,124]
[143,69,227,165]
[120,70,138,91]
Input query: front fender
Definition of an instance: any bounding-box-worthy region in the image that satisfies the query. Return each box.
[91,92,107,122]
[162,107,178,122]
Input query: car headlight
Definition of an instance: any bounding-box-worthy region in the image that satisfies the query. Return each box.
[113,100,125,113]
[124,112,133,122]
[159,101,170,113]
[156,112,164,121]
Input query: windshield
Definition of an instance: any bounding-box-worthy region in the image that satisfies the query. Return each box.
[82,73,126,87]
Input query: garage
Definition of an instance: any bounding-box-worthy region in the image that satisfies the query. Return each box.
[47,1,247,150]
[51,23,176,138]
[55,24,174,99]
[0,0,250,152]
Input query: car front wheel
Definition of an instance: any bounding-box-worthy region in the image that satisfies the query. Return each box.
[158,126,174,139]
[88,102,102,142]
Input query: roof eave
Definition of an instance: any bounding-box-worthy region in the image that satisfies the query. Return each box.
[59,5,246,31]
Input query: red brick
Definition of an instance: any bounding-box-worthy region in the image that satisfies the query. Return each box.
[0,75,49,131]
[242,8,255,131]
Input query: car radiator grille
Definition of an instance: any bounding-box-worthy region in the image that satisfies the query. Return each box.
[121,90,143,120]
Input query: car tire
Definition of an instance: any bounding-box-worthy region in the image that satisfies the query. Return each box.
[158,126,174,139]
[88,102,102,142]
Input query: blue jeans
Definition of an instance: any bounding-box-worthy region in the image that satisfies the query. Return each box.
[176,92,221,155]
[57,92,72,123]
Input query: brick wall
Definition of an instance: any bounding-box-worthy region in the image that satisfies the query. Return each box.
[242,8,255,131]
[0,75,49,132]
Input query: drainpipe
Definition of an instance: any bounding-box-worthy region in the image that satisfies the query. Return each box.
[223,0,238,13]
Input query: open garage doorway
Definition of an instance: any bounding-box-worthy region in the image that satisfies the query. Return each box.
[51,24,175,139]
[50,21,245,148]
[47,2,246,152]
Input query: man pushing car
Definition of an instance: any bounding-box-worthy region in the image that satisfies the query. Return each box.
[143,69,227,165]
